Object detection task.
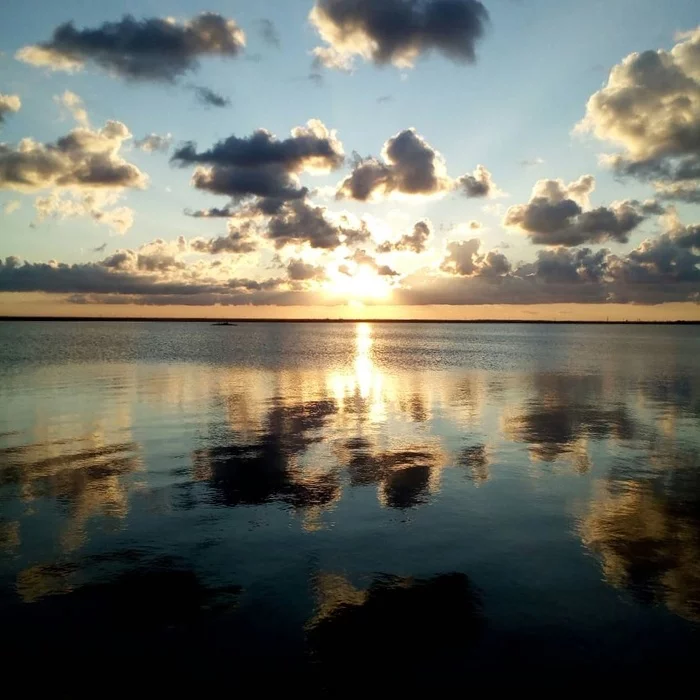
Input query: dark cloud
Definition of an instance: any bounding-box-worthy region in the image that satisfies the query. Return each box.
[172,121,343,171]
[134,133,172,153]
[286,258,326,281]
[186,206,238,218]
[0,120,147,193]
[395,220,432,253]
[310,0,489,70]
[266,200,342,249]
[17,13,246,82]
[337,129,450,201]
[256,19,280,48]
[191,85,231,107]
[0,93,21,124]
[456,164,496,198]
[504,176,658,246]
[173,120,343,206]
[534,247,609,284]
[190,228,258,255]
[0,246,286,302]
[578,28,700,199]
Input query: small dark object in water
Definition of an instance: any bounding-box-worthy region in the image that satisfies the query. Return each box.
[212,321,237,326]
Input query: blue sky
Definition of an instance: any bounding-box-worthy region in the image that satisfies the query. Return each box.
[1,0,699,317]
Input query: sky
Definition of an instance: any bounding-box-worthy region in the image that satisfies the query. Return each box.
[1,0,699,320]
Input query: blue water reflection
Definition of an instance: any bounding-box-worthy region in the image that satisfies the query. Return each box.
[1,321,699,684]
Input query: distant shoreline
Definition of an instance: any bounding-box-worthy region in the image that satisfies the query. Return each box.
[1,316,698,325]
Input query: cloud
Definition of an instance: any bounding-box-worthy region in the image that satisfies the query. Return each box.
[54,90,88,126]
[456,164,497,198]
[35,191,134,234]
[173,119,344,206]
[0,93,21,124]
[655,181,700,204]
[266,199,343,249]
[3,199,20,214]
[257,19,280,48]
[337,128,450,201]
[0,120,147,195]
[504,175,660,246]
[134,133,172,153]
[309,0,489,71]
[394,220,432,253]
[190,222,258,255]
[577,27,700,199]
[520,157,544,167]
[3,218,699,306]
[347,249,399,276]
[0,245,297,306]
[16,13,246,82]
[191,85,231,107]
[287,258,326,281]
[440,239,511,277]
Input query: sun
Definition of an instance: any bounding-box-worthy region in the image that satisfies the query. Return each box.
[326,264,392,300]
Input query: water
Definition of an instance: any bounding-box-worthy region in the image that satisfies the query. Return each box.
[1,321,699,687]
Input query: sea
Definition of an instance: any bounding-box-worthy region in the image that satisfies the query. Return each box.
[1,321,699,688]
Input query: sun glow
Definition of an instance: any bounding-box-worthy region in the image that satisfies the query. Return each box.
[326,265,392,300]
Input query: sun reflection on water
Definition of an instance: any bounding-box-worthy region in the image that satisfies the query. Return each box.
[329,322,387,422]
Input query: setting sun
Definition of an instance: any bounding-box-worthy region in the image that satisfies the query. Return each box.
[326,265,393,301]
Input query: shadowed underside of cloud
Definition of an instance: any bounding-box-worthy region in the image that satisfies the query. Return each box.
[0,120,146,193]
[336,128,498,202]
[310,0,489,70]
[457,164,497,198]
[16,13,246,82]
[578,26,700,202]
[504,175,663,246]
[337,129,451,200]
[378,220,432,254]
[172,120,344,207]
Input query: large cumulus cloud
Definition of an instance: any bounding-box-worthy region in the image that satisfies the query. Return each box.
[504,175,661,246]
[310,0,489,71]
[0,120,146,193]
[173,119,344,207]
[337,129,451,200]
[0,120,146,233]
[337,128,497,202]
[577,27,700,201]
[16,13,246,82]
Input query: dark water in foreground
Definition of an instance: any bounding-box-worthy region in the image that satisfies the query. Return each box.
[1,321,699,687]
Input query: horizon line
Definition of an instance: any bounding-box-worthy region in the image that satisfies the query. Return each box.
[1,316,699,325]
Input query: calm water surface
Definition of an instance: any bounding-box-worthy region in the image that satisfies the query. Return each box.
[1,321,699,687]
